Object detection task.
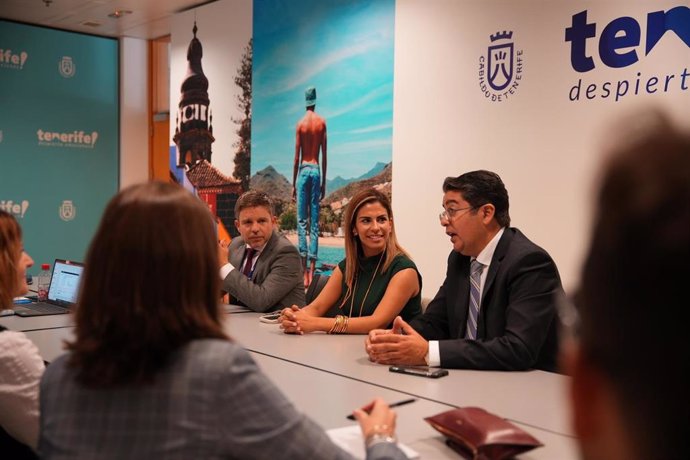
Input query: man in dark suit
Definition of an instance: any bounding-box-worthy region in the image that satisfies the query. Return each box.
[365,171,562,371]
[218,191,305,312]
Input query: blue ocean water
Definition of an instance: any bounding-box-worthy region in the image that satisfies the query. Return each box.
[314,245,344,276]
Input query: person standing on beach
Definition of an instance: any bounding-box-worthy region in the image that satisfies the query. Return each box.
[292,86,327,289]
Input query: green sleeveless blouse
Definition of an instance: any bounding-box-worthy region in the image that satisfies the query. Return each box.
[336,253,422,323]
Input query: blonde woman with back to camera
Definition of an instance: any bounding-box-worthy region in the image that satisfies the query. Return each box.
[38,182,406,459]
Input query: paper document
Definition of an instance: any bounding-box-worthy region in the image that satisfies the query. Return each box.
[327,425,419,459]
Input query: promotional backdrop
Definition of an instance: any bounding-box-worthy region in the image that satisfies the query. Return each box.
[0,20,119,275]
[392,0,689,294]
[170,0,689,294]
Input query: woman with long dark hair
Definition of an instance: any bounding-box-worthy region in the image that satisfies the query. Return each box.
[39,182,404,459]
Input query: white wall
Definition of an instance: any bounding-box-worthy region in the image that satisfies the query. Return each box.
[393,0,689,296]
[120,36,150,188]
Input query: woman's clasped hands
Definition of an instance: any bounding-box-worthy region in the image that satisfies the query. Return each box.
[279,305,316,334]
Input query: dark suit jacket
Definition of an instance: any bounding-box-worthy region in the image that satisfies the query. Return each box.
[222,230,305,312]
[410,228,562,371]
[39,340,406,459]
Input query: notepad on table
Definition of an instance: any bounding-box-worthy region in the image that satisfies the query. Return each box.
[327,425,419,459]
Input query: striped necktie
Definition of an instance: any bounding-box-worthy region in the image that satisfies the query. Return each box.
[465,260,485,340]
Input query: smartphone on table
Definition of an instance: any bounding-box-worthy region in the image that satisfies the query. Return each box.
[389,365,449,378]
[259,312,282,323]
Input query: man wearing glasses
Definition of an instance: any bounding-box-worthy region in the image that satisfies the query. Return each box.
[365,170,563,371]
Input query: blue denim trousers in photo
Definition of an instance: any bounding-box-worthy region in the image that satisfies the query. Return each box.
[297,163,320,262]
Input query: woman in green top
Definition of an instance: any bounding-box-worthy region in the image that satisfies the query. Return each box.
[280,188,422,334]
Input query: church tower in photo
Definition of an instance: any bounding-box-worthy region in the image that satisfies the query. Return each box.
[172,22,242,237]
[173,22,214,166]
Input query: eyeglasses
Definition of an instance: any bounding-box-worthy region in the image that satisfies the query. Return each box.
[439,206,474,222]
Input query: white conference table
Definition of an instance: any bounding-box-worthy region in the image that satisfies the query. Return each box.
[20,326,578,459]
[4,306,578,459]
[0,312,73,331]
[251,352,578,459]
[223,313,574,437]
[0,303,245,332]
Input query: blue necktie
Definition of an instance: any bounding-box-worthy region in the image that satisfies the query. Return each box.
[465,260,485,340]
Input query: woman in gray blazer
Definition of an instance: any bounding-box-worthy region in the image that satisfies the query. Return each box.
[38,182,404,460]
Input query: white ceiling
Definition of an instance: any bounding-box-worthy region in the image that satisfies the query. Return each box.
[0,0,217,40]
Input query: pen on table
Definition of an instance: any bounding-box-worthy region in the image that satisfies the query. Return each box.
[346,398,417,420]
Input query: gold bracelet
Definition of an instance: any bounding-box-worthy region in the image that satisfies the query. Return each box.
[337,315,349,334]
[328,315,343,334]
[328,316,337,334]
[328,315,349,334]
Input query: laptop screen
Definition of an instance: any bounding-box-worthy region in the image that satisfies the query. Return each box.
[47,259,84,306]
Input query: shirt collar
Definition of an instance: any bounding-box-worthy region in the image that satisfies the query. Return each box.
[244,242,267,255]
[474,227,505,267]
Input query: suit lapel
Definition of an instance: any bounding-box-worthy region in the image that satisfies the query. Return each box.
[251,231,277,282]
[483,229,512,296]
[477,229,513,336]
[454,257,471,338]
[231,242,246,269]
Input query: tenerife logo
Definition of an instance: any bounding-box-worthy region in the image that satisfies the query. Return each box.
[478,31,523,102]
[565,6,690,102]
[59,200,76,222]
[37,129,99,148]
[0,49,28,70]
[59,56,76,78]
[0,200,29,219]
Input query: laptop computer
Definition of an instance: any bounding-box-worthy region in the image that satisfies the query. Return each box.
[14,259,84,317]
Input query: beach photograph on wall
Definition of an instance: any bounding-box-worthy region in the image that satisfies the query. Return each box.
[251,0,396,283]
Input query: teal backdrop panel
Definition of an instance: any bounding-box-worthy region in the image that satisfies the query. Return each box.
[0,20,119,275]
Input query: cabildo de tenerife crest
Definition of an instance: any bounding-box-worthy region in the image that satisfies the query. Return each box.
[59,56,75,78]
[478,31,523,102]
[59,200,76,222]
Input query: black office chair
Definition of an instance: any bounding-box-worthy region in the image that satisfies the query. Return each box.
[305,273,329,305]
[306,274,345,318]
[0,426,38,460]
